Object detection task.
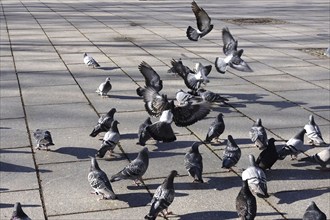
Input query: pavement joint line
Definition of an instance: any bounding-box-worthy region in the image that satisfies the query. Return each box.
[0,116,26,120]
[23,101,89,107]
[0,188,40,194]
[1,1,48,219]
[0,145,33,150]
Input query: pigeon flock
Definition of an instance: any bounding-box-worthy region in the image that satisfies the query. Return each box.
[9,1,329,220]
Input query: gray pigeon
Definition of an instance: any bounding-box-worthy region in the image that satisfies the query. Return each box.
[236,180,257,220]
[83,53,100,68]
[176,89,195,106]
[249,118,268,150]
[304,115,327,146]
[11,202,31,220]
[90,108,116,137]
[88,157,117,200]
[204,113,225,143]
[186,1,213,41]
[137,117,153,146]
[145,170,178,220]
[137,61,163,95]
[303,201,327,220]
[222,135,241,169]
[167,58,192,78]
[96,77,112,97]
[242,155,268,198]
[256,138,278,170]
[215,27,252,74]
[193,62,211,84]
[33,129,54,150]
[96,120,120,158]
[299,147,330,169]
[110,147,149,185]
[278,129,306,160]
[197,88,229,103]
[184,142,203,183]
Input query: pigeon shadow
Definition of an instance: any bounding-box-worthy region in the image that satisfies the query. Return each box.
[273,188,329,204]
[206,175,242,191]
[54,146,97,159]
[98,66,120,71]
[0,162,52,173]
[266,168,329,181]
[310,105,330,110]
[0,149,32,154]
[178,210,238,220]
[118,192,151,207]
[121,133,138,140]
[0,203,41,208]
[0,127,11,129]
[154,140,196,151]
[0,188,9,192]
[110,94,141,100]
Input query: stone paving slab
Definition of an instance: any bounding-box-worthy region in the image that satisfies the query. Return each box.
[0,118,30,149]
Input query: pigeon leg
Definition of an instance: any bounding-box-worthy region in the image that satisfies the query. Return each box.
[133,179,141,186]
[164,208,173,216]
[215,137,222,144]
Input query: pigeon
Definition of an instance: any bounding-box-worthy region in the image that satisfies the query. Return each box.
[204,113,225,143]
[83,53,100,68]
[236,180,257,220]
[256,138,278,170]
[222,135,241,169]
[249,118,268,150]
[278,129,306,160]
[136,61,163,97]
[145,170,178,220]
[175,89,196,106]
[193,62,212,84]
[186,1,213,41]
[184,142,203,183]
[137,117,153,146]
[110,147,149,185]
[143,86,171,117]
[33,129,54,150]
[90,108,116,137]
[96,77,112,97]
[145,110,177,143]
[299,147,330,169]
[11,202,31,220]
[304,115,327,147]
[167,58,192,77]
[215,27,252,74]
[88,157,117,200]
[242,154,268,198]
[96,120,120,158]
[325,47,330,57]
[196,88,229,103]
[302,201,327,220]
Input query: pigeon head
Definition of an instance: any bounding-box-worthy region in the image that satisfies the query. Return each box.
[83,53,87,57]
[293,129,306,141]
[90,156,101,171]
[108,108,117,115]
[190,142,201,153]
[267,138,276,147]
[309,115,316,125]
[105,77,111,81]
[12,202,29,219]
[248,154,256,166]
[216,113,224,121]
[138,147,149,159]
[227,135,237,147]
[255,118,262,126]
[306,201,321,212]
[145,117,152,125]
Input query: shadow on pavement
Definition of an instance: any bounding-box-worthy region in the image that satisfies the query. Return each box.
[54,146,97,159]
[0,162,52,173]
[273,187,329,204]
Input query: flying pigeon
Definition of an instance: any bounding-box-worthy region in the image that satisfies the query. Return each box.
[302,201,327,220]
[184,142,203,183]
[222,135,241,169]
[83,53,100,68]
[299,147,330,169]
[90,108,116,137]
[186,1,213,41]
[204,113,225,143]
[88,157,117,200]
[110,147,149,185]
[193,62,212,84]
[196,88,229,103]
[256,138,278,170]
[167,58,192,78]
[215,27,252,74]
[33,129,54,150]
[145,170,178,220]
[96,77,112,97]
[278,129,306,160]
[236,180,257,220]
[242,154,268,198]
[96,120,120,158]
[11,202,31,220]
[145,110,177,143]
[304,115,327,147]
[137,117,153,146]
[175,89,196,106]
[249,118,268,150]
[136,61,163,97]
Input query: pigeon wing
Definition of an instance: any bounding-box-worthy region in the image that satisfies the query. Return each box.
[146,121,176,142]
[138,61,161,87]
[222,27,237,55]
[191,1,212,33]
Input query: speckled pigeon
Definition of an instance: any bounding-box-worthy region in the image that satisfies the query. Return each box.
[137,117,153,146]
[303,201,327,220]
[110,147,149,185]
[186,1,213,41]
[236,180,257,220]
[256,138,278,170]
[175,89,195,106]
[184,142,203,183]
[88,157,117,200]
[299,147,330,169]
[96,120,120,158]
[204,113,225,143]
[145,170,178,220]
[33,129,54,150]
[249,118,268,150]
[90,108,116,137]
[11,202,31,220]
[304,115,327,147]
[197,88,229,103]
[242,154,268,198]
[222,135,241,169]
[278,129,306,160]
[96,77,112,97]
[83,53,100,68]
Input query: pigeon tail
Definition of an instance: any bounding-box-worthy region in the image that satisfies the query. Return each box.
[215,57,228,74]
[186,26,200,41]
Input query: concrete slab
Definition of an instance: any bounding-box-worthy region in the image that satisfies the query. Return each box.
[0,118,30,149]
[0,96,24,119]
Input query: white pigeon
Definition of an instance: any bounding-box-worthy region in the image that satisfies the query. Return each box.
[96,77,112,97]
[304,115,327,146]
[83,53,100,68]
